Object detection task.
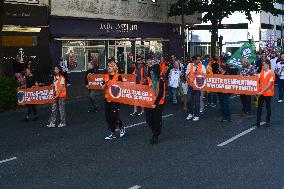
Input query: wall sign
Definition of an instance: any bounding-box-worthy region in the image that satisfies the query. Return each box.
[100,22,138,33]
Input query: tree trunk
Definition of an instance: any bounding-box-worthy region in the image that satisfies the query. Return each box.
[210,20,218,57]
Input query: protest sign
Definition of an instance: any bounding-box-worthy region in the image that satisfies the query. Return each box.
[188,74,259,95]
[17,86,55,105]
[105,81,156,108]
[87,74,136,89]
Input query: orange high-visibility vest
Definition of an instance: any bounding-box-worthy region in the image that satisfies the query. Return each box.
[259,70,275,96]
[160,61,167,73]
[55,75,66,98]
[104,74,119,99]
[188,63,203,84]
[153,76,166,105]
[206,61,213,77]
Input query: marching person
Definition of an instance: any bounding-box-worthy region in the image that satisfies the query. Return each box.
[103,62,125,140]
[254,59,275,127]
[130,58,148,116]
[85,63,99,113]
[146,64,166,144]
[180,58,191,111]
[23,68,39,122]
[275,55,284,103]
[239,58,256,114]
[169,60,181,104]
[47,66,67,128]
[207,57,219,108]
[186,55,206,121]
[218,64,232,122]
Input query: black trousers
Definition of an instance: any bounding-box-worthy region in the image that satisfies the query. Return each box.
[27,105,37,117]
[145,104,164,138]
[256,95,272,124]
[240,94,252,113]
[105,100,122,133]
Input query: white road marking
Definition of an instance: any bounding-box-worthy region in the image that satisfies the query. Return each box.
[217,122,266,147]
[128,185,141,189]
[0,157,17,164]
[124,114,174,129]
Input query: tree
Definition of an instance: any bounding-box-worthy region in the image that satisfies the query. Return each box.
[169,0,284,56]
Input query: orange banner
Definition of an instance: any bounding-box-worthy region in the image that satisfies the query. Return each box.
[17,86,55,105]
[188,74,259,95]
[87,74,136,90]
[105,81,156,108]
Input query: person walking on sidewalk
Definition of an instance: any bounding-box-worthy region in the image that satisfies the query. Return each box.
[103,62,125,140]
[47,66,67,128]
[146,64,166,144]
[23,68,39,122]
[169,61,181,104]
[185,55,206,122]
[254,59,275,127]
[85,63,99,112]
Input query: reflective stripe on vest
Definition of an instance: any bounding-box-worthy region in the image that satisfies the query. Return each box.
[56,76,66,98]
[259,70,275,96]
[189,63,203,84]
[104,74,119,99]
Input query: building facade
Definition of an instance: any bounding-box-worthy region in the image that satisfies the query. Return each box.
[50,0,200,73]
[189,3,284,55]
[2,0,50,77]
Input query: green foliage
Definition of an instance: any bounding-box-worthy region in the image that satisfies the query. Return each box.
[0,76,18,112]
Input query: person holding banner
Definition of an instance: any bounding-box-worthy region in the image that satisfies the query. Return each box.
[47,66,67,128]
[130,58,148,116]
[146,64,166,144]
[254,60,275,127]
[186,55,206,122]
[23,68,39,122]
[85,63,99,113]
[103,62,125,140]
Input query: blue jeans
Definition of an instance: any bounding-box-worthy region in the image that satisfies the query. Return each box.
[208,92,217,104]
[188,86,201,117]
[278,79,284,100]
[218,93,231,120]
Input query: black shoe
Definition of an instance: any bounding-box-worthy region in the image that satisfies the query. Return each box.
[25,117,29,122]
[264,122,272,127]
[130,112,139,116]
[150,136,159,145]
[88,109,98,113]
[219,118,231,122]
[253,123,260,128]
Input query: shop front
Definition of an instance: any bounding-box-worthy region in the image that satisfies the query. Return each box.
[50,17,182,74]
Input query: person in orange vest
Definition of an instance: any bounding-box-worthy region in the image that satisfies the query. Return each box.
[130,58,148,116]
[185,55,206,121]
[159,57,168,74]
[145,64,166,144]
[103,62,125,140]
[47,66,67,128]
[254,59,275,127]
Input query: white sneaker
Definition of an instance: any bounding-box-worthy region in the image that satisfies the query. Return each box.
[192,117,200,121]
[58,123,66,128]
[46,123,55,128]
[278,100,283,103]
[186,114,193,120]
[105,133,116,140]
[119,127,126,138]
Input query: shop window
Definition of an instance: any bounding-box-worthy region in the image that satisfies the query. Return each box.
[87,41,105,46]
[63,47,86,72]
[86,47,105,70]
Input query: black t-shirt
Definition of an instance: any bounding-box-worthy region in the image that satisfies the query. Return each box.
[25,75,36,88]
[12,60,24,73]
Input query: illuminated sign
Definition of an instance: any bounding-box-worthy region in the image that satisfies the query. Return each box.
[100,22,138,33]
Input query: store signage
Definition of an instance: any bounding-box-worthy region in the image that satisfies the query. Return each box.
[99,22,138,33]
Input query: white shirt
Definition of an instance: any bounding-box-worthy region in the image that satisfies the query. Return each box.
[270,57,278,72]
[59,60,68,72]
[276,62,284,79]
[185,63,206,75]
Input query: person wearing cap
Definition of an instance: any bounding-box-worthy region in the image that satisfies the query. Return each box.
[47,65,67,128]
[130,58,148,116]
[103,62,125,140]
[146,64,166,144]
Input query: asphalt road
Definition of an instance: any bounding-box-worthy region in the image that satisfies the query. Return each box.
[0,95,284,189]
